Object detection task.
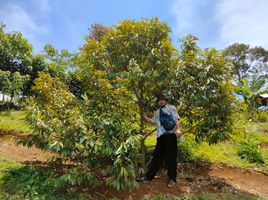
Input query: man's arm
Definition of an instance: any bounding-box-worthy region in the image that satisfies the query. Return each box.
[174,119,182,137]
[143,113,155,124]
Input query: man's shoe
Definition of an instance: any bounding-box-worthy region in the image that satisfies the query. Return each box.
[167,179,176,188]
[136,176,152,183]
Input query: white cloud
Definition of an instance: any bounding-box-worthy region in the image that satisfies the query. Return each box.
[169,0,219,48]
[170,0,202,36]
[0,4,47,33]
[0,1,51,52]
[215,0,268,48]
[170,0,268,49]
[38,0,52,12]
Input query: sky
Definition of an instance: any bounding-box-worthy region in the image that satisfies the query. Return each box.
[1,0,268,53]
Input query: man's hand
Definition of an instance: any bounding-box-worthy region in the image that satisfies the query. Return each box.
[174,119,182,137]
[143,113,155,124]
[176,129,182,137]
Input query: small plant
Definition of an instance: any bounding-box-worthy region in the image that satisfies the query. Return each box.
[251,110,268,123]
[177,137,196,163]
[237,141,264,164]
[0,164,86,200]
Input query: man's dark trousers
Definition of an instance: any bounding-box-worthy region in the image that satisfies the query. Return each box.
[146,133,177,181]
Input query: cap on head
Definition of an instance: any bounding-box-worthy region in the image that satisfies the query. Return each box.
[156,93,167,103]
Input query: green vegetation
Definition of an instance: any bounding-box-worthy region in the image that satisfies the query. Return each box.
[237,141,264,164]
[0,157,86,200]
[145,118,268,172]
[225,43,268,113]
[142,193,263,200]
[0,110,30,133]
[182,122,268,172]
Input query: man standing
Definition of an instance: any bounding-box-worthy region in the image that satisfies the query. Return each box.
[143,94,182,188]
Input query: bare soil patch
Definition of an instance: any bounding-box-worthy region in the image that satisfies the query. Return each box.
[179,162,268,199]
[0,130,54,162]
[261,142,268,149]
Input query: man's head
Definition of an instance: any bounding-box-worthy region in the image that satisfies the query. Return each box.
[156,94,167,107]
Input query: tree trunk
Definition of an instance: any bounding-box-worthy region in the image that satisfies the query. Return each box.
[139,100,146,172]
[138,79,146,173]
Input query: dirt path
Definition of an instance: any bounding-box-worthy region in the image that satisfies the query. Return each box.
[1,130,268,199]
[209,164,268,198]
[0,130,54,162]
[181,162,268,199]
[0,141,53,162]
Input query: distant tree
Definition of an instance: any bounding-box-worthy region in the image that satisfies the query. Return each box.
[10,71,29,101]
[0,25,81,97]
[43,44,76,77]
[0,24,33,75]
[88,23,108,41]
[0,70,29,104]
[225,43,268,111]
[42,44,84,98]
[225,43,268,84]
[0,70,11,102]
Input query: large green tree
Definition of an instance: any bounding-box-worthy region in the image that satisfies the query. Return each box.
[0,24,33,75]
[23,18,236,191]
[79,19,235,167]
[79,18,174,170]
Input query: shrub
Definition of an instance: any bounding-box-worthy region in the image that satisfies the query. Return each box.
[23,72,141,191]
[237,141,264,164]
[251,110,268,123]
[177,137,196,163]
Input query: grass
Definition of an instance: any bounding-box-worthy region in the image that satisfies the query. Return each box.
[0,110,30,133]
[142,192,264,200]
[0,157,22,200]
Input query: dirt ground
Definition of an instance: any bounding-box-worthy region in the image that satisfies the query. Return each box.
[1,130,268,199]
[0,130,54,162]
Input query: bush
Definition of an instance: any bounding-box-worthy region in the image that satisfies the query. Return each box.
[251,110,268,123]
[237,141,264,164]
[23,72,141,191]
[1,165,84,200]
[177,137,196,163]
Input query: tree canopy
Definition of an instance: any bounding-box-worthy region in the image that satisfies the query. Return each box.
[0,24,33,75]
[225,43,268,84]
